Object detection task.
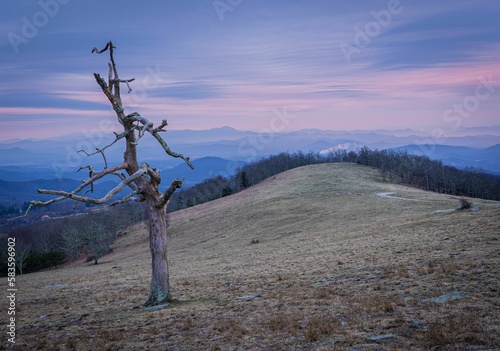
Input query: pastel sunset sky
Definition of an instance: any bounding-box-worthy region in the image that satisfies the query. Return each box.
[1,0,499,140]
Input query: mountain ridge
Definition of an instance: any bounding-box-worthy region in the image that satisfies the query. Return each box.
[1,127,499,181]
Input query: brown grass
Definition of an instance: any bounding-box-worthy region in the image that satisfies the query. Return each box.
[426,313,488,349]
[2,163,499,350]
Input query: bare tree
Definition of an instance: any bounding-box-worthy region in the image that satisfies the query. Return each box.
[83,221,113,265]
[27,41,193,306]
[15,241,31,275]
[60,225,84,259]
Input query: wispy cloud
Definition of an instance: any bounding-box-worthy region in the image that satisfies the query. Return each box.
[0,107,107,116]
[0,0,499,139]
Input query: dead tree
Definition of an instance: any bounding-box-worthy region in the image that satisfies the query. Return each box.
[27,41,194,306]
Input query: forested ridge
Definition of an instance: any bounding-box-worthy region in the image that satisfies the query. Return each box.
[168,147,500,212]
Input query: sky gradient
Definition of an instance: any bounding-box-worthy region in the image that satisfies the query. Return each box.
[1,0,499,140]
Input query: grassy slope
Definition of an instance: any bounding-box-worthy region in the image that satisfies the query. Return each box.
[2,163,499,350]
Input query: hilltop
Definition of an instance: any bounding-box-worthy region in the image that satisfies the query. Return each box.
[4,163,499,350]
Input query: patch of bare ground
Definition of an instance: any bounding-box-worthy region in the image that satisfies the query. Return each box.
[2,163,498,350]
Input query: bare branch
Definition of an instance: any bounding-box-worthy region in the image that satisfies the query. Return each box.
[70,124,137,195]
[152,132,194,169]
[108,62,113,88]
[125,80,132,93]
[91,41,114,54]
[30,163,129,209]
[15,163,137,219]
[93,41,119,91]
[111,171,138,192]
[99,149,108,168]
[80,130,129,160]
[78,165,96,176]
[158,178,184,208]
[94,73,126,124]
[78,165,96,193]
[111,78,135,93]
[37,167,147,205]
[108,42,119,95]
[125,112,150,125]
[81,188,93,197]
[124,112,194,169]
[79,163,127,191]
[110,190,144,206]
[93,41,134,100]
[79,148,109,169]
[138,122,153,138]
[7,203,35,221]
[113,172,126,181]
[152,119,168,133]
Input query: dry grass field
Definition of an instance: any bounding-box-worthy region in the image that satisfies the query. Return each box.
[2,163,499,350]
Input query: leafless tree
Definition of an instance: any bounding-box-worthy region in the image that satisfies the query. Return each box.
[83,221,113,265]
[60,225,83,259]
[26,41,193,306]
[15,241,31,275]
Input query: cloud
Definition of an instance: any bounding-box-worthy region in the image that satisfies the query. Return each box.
[320,143,351,155]
[0,107,106,116]
[0,0,499,139]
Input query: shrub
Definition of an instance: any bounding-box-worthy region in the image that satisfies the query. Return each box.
[458,198,472,210]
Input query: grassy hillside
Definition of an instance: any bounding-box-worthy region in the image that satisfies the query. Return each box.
[3,163,499,350]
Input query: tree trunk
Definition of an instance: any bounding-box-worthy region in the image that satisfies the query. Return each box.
[144,201,172,306]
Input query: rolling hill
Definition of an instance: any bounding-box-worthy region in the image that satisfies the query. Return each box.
[4,164,499,350]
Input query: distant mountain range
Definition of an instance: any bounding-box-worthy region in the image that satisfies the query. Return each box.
[0,126,499,207]
[1,126,499,167]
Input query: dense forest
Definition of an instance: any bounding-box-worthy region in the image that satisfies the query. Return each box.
[167,147,500,212]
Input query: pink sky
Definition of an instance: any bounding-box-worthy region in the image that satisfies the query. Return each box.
[1,1,499,140]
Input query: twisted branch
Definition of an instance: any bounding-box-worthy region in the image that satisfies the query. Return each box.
[110,190,144,206]
[124,112,194,169]
[8,163,138,220]
[36,166,147,205]
[36,163,128,207]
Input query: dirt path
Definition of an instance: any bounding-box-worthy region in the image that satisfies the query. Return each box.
[376,191,460,214]
[376,191,500,214]
[376,192,421,201]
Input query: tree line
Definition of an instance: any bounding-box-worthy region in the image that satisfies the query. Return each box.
[0,204,147,276]
[351,147,500,199]
[0,204,20,216]
[168,148,500,212]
